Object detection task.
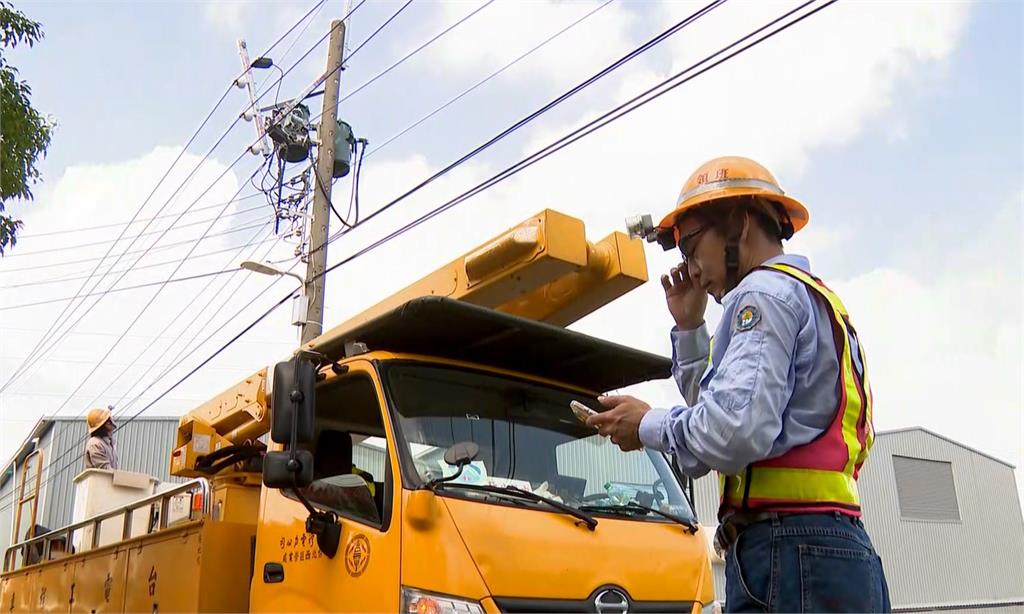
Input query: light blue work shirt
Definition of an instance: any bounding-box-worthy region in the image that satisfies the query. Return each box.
[638,254,861,477]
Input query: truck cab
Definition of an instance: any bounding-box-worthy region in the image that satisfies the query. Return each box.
[250,297,714,613]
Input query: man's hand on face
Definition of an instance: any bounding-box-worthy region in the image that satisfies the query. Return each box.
[586,395,652,451]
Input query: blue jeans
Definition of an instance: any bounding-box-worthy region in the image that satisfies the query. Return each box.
[724,512,891,613]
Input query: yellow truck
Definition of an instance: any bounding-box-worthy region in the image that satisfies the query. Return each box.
[1,210,716,613]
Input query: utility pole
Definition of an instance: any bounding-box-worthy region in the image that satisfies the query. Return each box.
[302,19,346,345]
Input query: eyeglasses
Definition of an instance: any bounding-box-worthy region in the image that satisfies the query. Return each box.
[677,225,708,263]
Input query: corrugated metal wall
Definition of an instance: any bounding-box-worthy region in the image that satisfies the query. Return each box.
[694,472,726,603]
[34,418,183,532]
[352,445,387,480]
[555,439,659,494]
[859,430,1024,610]
[693,472,720,526]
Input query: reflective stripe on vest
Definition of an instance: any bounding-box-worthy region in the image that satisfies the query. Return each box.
[716,263,874,516]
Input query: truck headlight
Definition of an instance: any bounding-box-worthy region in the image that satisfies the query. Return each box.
[401,587,484,614]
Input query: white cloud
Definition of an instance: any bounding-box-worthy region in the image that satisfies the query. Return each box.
[202,0,254,34]
[833,227,1023,497]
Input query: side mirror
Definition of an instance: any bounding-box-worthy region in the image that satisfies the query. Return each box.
[263,450,314,489]
[271,358,316,445]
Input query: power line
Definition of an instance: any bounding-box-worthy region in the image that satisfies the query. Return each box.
[2,391,207,401]
[0,268,249,311]
[316,0,728,253]
[4,205,272,258]
[40,171,273,419]
[0,0,832,512]
[0,327,295,344]
[0,264,298,514]
[339,0,838,268]
[0,207,280,508]
[94,225,281,412]
[0,220,274,273]
[366,0,616,158]
[249,0,368,117]
[263,0,328,85]
[2,127,253,392]
[0,90,241,399]
[0,1,369,397]
[0,1,373,506]
[115,235,290,412]
[0,357,270,371]
[10,0,822,511]
[345,0,415,62]
[339,0,495,105]
[170,0,822,392]
[15,192,267,239]
[1,237,281,286]
[1,155,277,392]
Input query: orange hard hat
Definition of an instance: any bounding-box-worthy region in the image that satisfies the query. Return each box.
[655,156,809,248]
[86,407,114,435]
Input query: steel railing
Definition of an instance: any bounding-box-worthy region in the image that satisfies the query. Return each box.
[2,478,210,573]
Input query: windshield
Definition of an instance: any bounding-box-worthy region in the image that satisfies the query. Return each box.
[384,363,695,522]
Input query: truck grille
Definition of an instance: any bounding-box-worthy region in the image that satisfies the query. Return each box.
[492,597,696,613]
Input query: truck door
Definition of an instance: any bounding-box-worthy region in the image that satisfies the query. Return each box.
[251,364,401,613]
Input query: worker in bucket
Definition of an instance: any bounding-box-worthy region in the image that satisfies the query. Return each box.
[84,406,119,470]
[588,156,891,612]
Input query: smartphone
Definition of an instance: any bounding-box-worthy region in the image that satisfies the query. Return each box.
[570,400,598,424]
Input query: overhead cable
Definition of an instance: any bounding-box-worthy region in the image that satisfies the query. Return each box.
[5,204,271,257]
[1,0,369,395]
[366,0,616,158]
[15,192,266,239]
[315,0,728,252]
[339,0,495,104]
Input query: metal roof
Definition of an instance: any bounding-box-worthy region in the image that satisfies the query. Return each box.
[876,427,1015,468]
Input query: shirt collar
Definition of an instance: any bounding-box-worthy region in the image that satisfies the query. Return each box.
[722,253,812,304]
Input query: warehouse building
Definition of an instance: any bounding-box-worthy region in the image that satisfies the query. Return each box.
[694,427,1024,612]
[0,416,181,556]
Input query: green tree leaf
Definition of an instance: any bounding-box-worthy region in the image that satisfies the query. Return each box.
[0,1,53,256]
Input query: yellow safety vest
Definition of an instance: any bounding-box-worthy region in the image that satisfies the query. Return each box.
[716,263,874,516]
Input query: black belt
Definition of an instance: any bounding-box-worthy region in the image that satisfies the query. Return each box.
[713,511,779,555]
[714,511,861,556]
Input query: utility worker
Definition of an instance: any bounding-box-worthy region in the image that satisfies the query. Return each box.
[84,407,119,470]
[589,156,890,612]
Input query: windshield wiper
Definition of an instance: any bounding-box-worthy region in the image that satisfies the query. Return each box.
[579,502,698,534]
[432,482,598,531]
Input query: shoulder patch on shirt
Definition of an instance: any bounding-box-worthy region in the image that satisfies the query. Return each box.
[735,305,761,332]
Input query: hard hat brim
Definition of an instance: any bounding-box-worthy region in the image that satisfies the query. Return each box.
[656,189,809,245]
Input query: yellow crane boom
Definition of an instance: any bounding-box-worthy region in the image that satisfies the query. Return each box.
[170,209,646,478]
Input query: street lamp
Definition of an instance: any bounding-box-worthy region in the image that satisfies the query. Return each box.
[240,260,304,283]
[239,260,309,333]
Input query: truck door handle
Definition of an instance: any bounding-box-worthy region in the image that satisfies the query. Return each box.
[263,562,284,583]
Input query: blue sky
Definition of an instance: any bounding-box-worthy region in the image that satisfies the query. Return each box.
[1,1,1021,500]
